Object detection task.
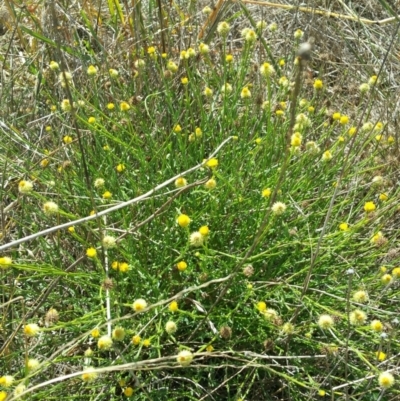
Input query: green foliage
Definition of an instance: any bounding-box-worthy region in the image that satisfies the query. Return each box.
[0,1,399,400]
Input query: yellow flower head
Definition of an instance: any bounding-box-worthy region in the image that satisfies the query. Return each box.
[0,256,12,267]
[205,178,217,190]
[364,201,376,213]
[352,290,368,303]
[177,214,191,228]
[169,301,178,312]
[87,65,98,75]
[97,335,113,350]
[205,158,218,169]
[349,309,367,325]
[120,101,130,111]
[317,314,334,330]
[175,177,187,188]
[176,350,194,366]
[102,191,112,199]
[86,247,97,258]
[19,180,34,194]
[24,323,40,337]
[378,371,395,389]
[339,223,349,231]
[132,298,147,312]
[313,79,323,90]
[241,87,251,99]
[199,225,209,236]
[370,320,383,332]
[131,335,141,345]
[176,261,187,272]
[116,163,125,173]
[43,201,59,215]
[0,376,14,388]
[217,21,230,36]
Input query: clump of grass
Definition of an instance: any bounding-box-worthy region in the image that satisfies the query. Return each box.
[0,1,400,400]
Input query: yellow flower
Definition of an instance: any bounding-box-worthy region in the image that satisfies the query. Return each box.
[81,367,98,382]
[378,371,395,389]
[205,158,218,169]
[27,358,40,371]
[49,60,59,70]
[177,261,187,272]
[317,314,334,329]
[349,309,367,325]
[142,339,151,347]
[332,112,341,121]
[294,28,303,39]
[118,262,129,272]
[262,188,272,198]
[370,320,383,332]
[169,301,178,312]
[107,103,115,110]
[124,387,134,396]
[340,115,349,125]
[131,335,141,345]
[225,54,233,63]
[172,124,182,134]
[120,101,130,111]
[379,193,388,201]
[176,350,194,366]
[181,77,189,85]
[0,256,12,268]
[102,191,112,199]
[86,247,97,258]
[0,392,6,401]
[165,321,177,334]
[40,158,49,168]
[291,133,302,147]
[322,150,332,161]
[339,223,349,231]
[381,274,392,285]
[199,42,210,55]
[352,290,368,303]
[177,214,191,228]
[167,60,178,73]
[88,117,96,124]
[112,327,126,341]
[217,21,230,36]
[87,65,98,75]
[116,163,125,173]
[175,177,187,188]
[0,376,14,388]
[147,46,156,55]
[199,225,209,236]
[203,87,213,97]
[364,201,376,213]
[132,298,147,312]
[24,323,40,337]
[91,328,100,338]
[271,202,286,215]
[190,231,204,247]
[109,68,118,77]
[204,178,217,189]
[256,301,267,312]
[97,335,113,350]
[240,87,251,99]
[313,79,323,90]
[62,135,72,144]
[43,201,59,215]
[392,267,400,278]
[376,351,386,361]
[260,62,275,77]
